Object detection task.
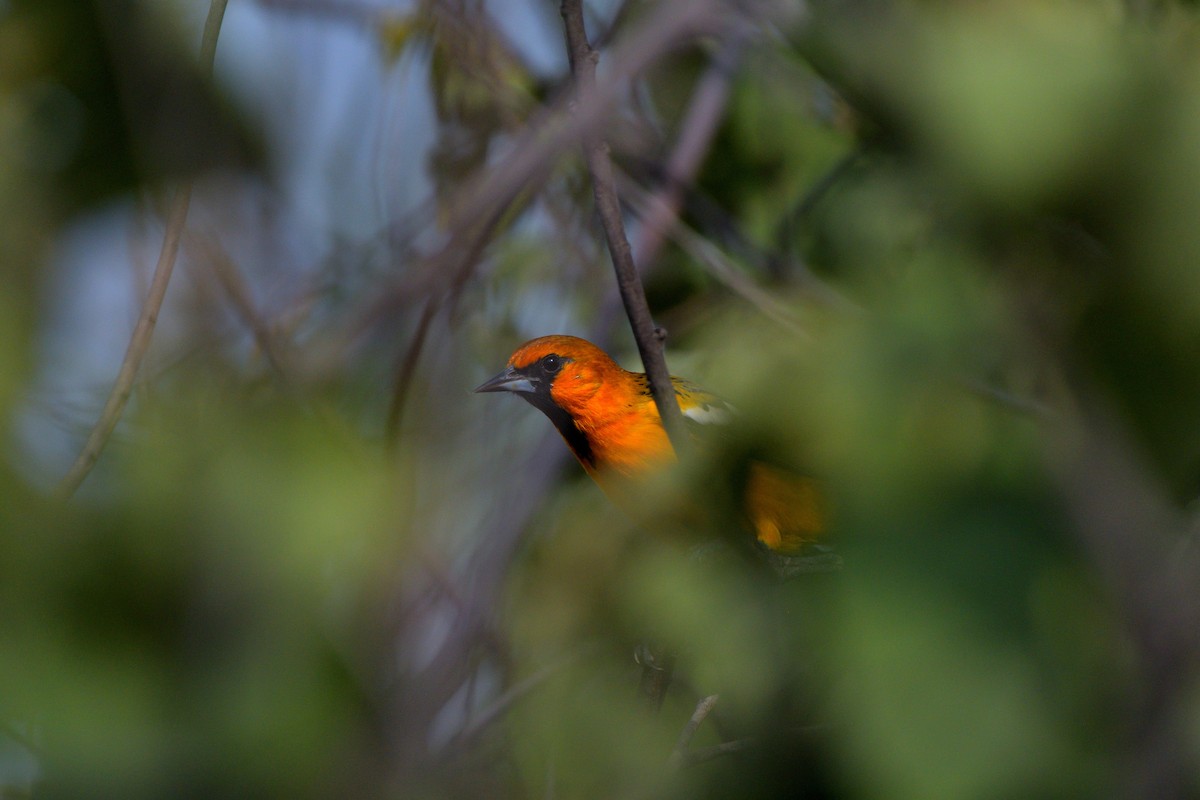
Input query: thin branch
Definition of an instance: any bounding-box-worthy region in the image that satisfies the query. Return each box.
[57,185,192,498]
[1047,399,1200,798]
[675,724,829,767]
[962,378,1056,419]
[57,0,230,498]
[620,177,813,332]
[384,205,508,452]
[681,737,755,764]
[354,0,724,346]
[453,644,596,745]
[384,296,439,454]
[560,0,689,453]
[789,146,862,226]
[621,149,855,309]
[197,0,229,72]
[667,694,719,769]
[191,233,295,382]
[633,25,749,271]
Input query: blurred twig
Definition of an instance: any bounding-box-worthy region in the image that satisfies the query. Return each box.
[673,724,828,767]
[621,177,817,332]
[384,296,439,454]
[682,737,754,764]
[355,0,725,341]
[56,184,192,498]
[383,207,508,452]
[622,146,859,308]
[189,233,296,382]
[963,378,1056,420]
[453,644,597,746]
[382,436,571,771]
[632,25,749,272]
[787,146,862,227]
[667,694,719,769]
[1049,398,1200,798]
[672,724,830,767]
[56,0,230,499]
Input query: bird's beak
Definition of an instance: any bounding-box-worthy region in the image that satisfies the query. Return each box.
[474,365,537,394]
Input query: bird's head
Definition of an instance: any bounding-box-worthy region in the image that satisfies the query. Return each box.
[474,334,623,420]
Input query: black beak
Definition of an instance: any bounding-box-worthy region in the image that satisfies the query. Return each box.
[474,365,537,394]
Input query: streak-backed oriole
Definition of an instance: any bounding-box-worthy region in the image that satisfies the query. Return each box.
[476,335,824,552]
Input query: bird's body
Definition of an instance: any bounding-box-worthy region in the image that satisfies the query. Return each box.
[476,335,824,552]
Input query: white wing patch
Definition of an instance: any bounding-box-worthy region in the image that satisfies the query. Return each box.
[682,400,734,425]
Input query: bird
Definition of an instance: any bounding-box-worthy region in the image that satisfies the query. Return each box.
[475,334,825,553]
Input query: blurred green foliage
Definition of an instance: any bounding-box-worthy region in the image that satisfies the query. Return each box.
[4,0,1200,798]
[0,388,401,797]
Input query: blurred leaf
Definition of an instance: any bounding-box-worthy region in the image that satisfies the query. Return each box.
[0,386,399,797]
[901,5,1136,208]
[7,0,258,209]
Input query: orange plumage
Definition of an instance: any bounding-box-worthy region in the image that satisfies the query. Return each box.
[476,335,824,552]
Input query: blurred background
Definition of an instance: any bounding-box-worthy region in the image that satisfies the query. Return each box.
[3,0,1200,796]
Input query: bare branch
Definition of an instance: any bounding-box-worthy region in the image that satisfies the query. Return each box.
[560,0,689,453]
[633,26,749,271]
[681,737,754,765]
[57,0,231,498]
[384,205,509,453]
[675,724,828,767]
[351,0,724,352]
[453,644,597,746]
[384,296,439,454]
[620,177,814,332]
[667,694,719,769]
[1048,401,1200,798]
[57,184,192,498]
[191,233,295,382]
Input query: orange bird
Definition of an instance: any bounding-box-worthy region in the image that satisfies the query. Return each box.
[475,335,824,552]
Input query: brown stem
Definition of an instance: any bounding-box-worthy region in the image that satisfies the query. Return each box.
[384,204,508,453]
[192,233,295,383]
[384,295,439,454]
[667,694,719,769]
[633,25,748,271]
[57,0,230,498]
[57,186,193,498]
[357,0,720,345]
[560,0,689,453]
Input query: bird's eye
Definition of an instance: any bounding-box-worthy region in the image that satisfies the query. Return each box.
[541,354,562,373]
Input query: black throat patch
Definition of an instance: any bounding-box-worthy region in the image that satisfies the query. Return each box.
[512,355,595,469]
[520,391,595,470]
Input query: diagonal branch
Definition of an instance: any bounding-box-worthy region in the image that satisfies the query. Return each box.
[384,205,510,453]
[57,0,230,498]
[355,0,722,347]
[452,644,597,746]
[633,24,749,272]
[191,232,296,383]
[667,694,720,769]
[560,0,689,453]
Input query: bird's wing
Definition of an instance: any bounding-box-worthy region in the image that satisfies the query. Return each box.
[671,377,826,552]
[672,378,736,428]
